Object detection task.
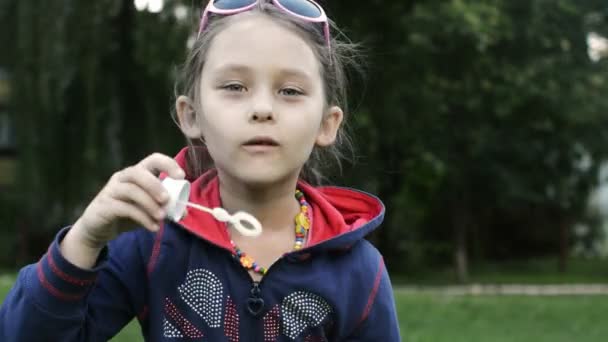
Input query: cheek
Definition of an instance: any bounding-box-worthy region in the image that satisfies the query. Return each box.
[199,116,228,145]
[297,104,325,136]
[199,97,228,135]
[287,115,324,152]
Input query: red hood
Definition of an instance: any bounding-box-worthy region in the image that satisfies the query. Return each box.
[160,147,384,252]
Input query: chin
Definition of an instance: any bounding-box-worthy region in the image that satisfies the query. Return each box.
[240,171,289,187]
[227,166,298,189]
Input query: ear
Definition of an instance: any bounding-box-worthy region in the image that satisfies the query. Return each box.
[315,105,344,147]
[176,95,203,139]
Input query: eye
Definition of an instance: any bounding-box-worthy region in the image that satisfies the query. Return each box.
[280,87,304,96]
[221,83,246,92]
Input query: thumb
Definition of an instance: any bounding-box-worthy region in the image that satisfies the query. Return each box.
[170,166,186,180]
[141,153,186,180]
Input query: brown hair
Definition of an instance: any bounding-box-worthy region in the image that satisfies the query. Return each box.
[172,2,365,185]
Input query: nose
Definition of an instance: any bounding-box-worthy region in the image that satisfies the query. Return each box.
[249,90,274,123]
[251,111,273,122]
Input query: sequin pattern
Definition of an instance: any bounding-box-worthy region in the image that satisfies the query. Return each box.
[178,268,223,328]
[263,305,281,341]
[163,318,184,338]
[281,291,333,339]
[224,297,239,342]
[164,298,204,338]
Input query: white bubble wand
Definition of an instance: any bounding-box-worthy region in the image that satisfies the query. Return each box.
[161,177,262,237]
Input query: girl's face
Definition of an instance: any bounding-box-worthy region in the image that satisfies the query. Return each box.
[179,14,342,187]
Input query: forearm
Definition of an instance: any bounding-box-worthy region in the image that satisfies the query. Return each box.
[0,269,88,341]
[0,228,141,342]
[0,234,100,341]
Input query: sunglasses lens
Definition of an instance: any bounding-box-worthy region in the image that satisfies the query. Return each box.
[213,0,257,10]
[277,0,322,18]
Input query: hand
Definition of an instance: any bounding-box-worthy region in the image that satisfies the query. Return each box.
[71,153,185,249]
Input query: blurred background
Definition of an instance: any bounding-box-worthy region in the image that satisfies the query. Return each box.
[1,0,608,341]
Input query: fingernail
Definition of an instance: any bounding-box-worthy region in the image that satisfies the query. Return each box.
[157,209,166,220]
[159,192,169,202]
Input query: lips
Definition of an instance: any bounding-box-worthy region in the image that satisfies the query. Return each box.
[242,136,280,153]
[242,136,279,146]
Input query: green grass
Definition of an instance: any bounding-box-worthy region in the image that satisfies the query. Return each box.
[2,274,608,341]
[110,320,141,342]
[395,291,608,342]
[393,257,608,285]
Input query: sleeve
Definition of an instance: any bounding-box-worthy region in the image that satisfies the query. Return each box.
[345,257,401,341]
[0,226,150,342]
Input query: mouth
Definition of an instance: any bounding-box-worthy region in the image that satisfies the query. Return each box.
[242,136,280,147]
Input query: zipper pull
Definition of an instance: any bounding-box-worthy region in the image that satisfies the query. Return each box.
[247,281,265,317]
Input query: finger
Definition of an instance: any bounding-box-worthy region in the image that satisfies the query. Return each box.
[139,153,185,179]
[111,198,161,233]
[117,166,170,204]
[110,182,166,221]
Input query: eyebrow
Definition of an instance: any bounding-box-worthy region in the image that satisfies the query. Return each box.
[212,63,313,81]
[213,63,251,75]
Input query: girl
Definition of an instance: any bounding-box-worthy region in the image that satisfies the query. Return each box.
[0,0,400,340]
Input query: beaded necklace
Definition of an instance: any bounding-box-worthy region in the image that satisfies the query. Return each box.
[229,189,311,276]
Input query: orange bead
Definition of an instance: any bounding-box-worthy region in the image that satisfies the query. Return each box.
[240,255,253,268]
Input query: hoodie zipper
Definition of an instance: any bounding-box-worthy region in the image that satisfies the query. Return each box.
[172,220,272,318]
[171,221,305,316]
[230,253,285,317]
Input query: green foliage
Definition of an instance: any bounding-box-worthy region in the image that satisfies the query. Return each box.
[2,0,191,233]
[1,0,608,270]
[330,0,608,269]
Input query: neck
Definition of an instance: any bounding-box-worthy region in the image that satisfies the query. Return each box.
[217,171,301,233]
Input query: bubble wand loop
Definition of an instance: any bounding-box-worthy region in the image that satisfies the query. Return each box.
[161,177,262,237]
[179,201,262,237]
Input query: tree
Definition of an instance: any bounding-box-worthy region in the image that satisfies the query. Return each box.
[2,0,608,276]
[330,0,608,280]
[1,0,192,263]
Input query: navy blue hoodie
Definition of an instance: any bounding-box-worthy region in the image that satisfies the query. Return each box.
[0,148,400,341]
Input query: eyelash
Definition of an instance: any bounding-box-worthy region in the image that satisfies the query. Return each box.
[220,84,304,97]
[280,87,304,96]
[221,83,246,92]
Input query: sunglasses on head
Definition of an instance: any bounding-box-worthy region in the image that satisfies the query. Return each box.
[198,0,331,48]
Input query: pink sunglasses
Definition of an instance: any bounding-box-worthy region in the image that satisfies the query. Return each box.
[198,0,331,49]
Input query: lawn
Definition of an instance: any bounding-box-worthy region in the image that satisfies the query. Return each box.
[395,291,608,342]
[392,257,608,285]
[2,274,608,341]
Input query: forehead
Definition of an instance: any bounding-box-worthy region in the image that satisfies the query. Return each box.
[204,14,321,78]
